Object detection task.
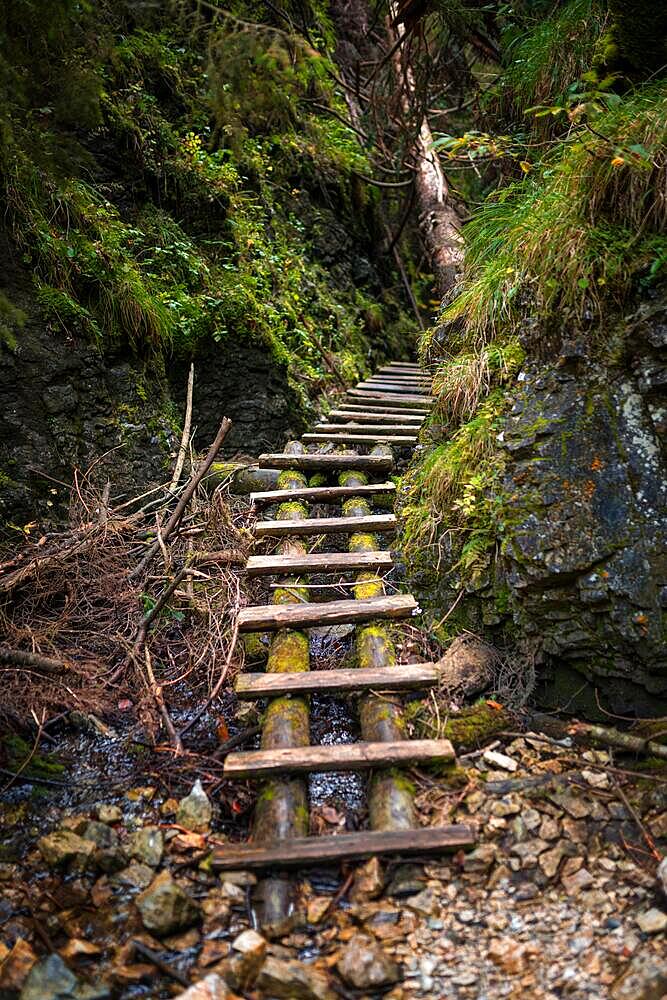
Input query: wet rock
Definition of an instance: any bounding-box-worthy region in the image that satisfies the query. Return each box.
[20,953,110,999]
[177,780,212,833]
[113,862,154,889]
[561,867,593,895]
[307,897,332,924]
[385,863,425,897]
[136,871,200,936]
[95,846,128,874]
[437,635,496,696]
[611,952,667,999]
[636,907,667,934]
[336,934,400,991]
[2,938,37,991]
[255,957,335,1000]
[83,821,118,849]
[173,975,235,999]
[38,830,96,869]
[483,749,518,772]
[223,929,268,987]
[351,857,384,902]
[59,939,102,962]
[96,804,122,824]
[127,826,164,867]
[405,889,438,917]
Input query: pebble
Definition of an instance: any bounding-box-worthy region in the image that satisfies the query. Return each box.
[635,907,667,934]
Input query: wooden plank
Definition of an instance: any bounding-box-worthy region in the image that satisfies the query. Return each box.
[255,513,396,537]
[357,381,433,396]
[235,662,438,698]
[328,410,424,424]
[249,482,396,506]
[381,363,421,370]
[237,593,417,632]
[301,433,416,446]
[211,824,476,870]
[337,404,428,417]
[314,423,421,435]
[347,390,434,407]
[224,737,455,778]
[246,550,394,577]
[258,453,393,473]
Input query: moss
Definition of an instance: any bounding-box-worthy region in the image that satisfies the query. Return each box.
[242,631,268,662]
[277,501,309,519]
[439,702,510,748]
[3,734,65,779]
[278,471,308,490]
[272,585,309,605]
[339,470,369,487]
[354,574,383,600]
[349,532,378,552]
[357,625,396,669]
[342,497,372,517]
[267,629,309,673]
[308,473,327,487]
[262,696,310,748]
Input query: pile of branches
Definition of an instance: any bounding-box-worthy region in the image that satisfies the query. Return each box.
[0,405,254,752]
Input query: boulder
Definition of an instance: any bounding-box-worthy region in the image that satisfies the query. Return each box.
[336,934,400,991]
[136,871,200,936]
[83,821,118,849]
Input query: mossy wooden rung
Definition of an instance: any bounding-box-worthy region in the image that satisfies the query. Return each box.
[229,362,474,873]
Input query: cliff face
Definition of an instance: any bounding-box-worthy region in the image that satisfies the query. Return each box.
[497,301,667,712]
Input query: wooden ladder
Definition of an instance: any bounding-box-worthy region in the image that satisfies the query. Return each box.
[214,363,475,875]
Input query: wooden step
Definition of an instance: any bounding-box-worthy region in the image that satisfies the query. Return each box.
[328,410,424,424]
[347,390,434,408]
[338,404,428,417]
[302,432,416,446]
[211,824,476,871]
[258,453,393,473]
[357,381,432,396]
[247,549,394,577]
[235,662,438,698]
[224,737,455,778]
[255,513,396,538]
[237,593,417,632]
[382,362,421,370]
[249,482,396,506]
[315,423,420,435]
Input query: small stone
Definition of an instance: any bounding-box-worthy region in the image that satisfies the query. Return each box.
[582,769,610,788]
[228,929,267,986]
[1,938,37,991]
[60,816,90,835]
[113,862,154,889]
[127,826,164,867]
[549,791,590,819]
[96,804,122,824]
[177,779,212,833]
[483,749,518,772]
[160,797,179,817]
[256,957,335,999]
[405,888,437,917]
[636,907,667,934]
[307,897,332,924]
[59,938,102,961]
[562,816,588,842]
[20,953,111,999]
[611,953,667,999]
[490,796,521,817]
[561,867,594,895]
[351,856,384,901]
[539,842,568,878]
[220,881,246,902]
[126,786,155,802]
[538,816,560,841]
[650,812,667,839]
[38,830,96,869]
[658,856,667,898]
[95,846,128,874]
[136,871,200,936]
[464,843,497,872]
[199,940,230,967]
[232,929,266,960]
[84,821,118,849]
[172,975,232,999]
[487,937,526,975]
[510,839,548,867]
[337,935,400,991]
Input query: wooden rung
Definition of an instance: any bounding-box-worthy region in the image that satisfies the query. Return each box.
[347,390,434,407]
[338,404,428,417]
[235,662,438,698]
[369,373,428,381]
[224,737,455,778]
[314,424,420,435]
[258,453,393,473]
[255,513,396,537]
[211,824,476,870]
[301,433,416,446]
[249,482,396,506]
[328,410,424,424]
[237,593,417,632]
[382,362,421,369]
[246,549,394,577]
[356,382,433,396]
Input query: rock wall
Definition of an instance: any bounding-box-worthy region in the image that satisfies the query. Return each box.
[497,299,666,712]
